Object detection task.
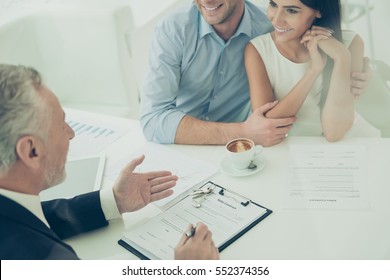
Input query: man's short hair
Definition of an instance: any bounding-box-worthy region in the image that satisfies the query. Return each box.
[0,64,48,174]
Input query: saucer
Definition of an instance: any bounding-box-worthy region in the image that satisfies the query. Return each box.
[220,156,265,177]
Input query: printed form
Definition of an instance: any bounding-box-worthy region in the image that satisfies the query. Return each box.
[284,144,369,209]
[120,182,268,259]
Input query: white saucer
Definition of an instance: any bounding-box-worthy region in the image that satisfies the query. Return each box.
[220,156,266,177]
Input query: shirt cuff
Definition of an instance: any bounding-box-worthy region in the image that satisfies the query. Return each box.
[99,187,122,221]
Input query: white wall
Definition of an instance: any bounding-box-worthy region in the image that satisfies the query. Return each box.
[0,0,189,118]
[343,0,390,65]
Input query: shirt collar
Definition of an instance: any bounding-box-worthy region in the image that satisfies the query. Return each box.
[0,188,50,228]
[198,5,252,40]
[199,13,214,39]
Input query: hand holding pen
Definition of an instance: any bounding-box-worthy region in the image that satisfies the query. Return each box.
[174,222,220,260]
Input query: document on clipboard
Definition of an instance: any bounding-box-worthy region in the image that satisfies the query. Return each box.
[118,181,272,260]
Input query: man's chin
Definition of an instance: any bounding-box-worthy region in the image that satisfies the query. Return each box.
[44,170,66,190]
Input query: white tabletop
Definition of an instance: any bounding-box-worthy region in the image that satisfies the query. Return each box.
[64,111,390,260]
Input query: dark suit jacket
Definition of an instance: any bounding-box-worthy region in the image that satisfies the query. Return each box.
[0,191,108,260]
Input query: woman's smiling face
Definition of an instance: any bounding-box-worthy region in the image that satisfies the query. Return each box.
[267,0,321,42]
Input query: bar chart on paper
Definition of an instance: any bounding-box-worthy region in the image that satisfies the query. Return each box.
[65,108,131,158]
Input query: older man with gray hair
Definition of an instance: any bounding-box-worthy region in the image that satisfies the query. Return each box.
[0,64,219,260]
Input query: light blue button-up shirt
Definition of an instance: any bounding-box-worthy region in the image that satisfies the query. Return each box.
[140,1,273,143]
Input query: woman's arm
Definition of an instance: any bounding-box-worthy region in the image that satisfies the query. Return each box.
[245,37,325,119]
[319,34,364,141]
[245,42,275,111]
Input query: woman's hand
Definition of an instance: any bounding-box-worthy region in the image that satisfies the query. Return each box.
[300,26,330,74]
[310,26,351,63]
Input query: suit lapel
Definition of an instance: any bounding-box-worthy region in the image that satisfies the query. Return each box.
[0,194,76,254]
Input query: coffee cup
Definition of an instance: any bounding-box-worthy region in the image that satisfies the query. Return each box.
[225,138,263,170]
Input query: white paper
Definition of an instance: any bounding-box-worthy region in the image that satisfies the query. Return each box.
[284,144,369,209]
[65,108,131,157]
[105,143,218,207]
[121,182,267,259]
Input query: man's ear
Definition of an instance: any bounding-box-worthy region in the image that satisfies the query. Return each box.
[15,136,43,169]
[316,11,322,19]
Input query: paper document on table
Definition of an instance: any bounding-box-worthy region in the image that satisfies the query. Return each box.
[118,181,272,259]
[105,143,218,207]
[64,108,131,157]
[283,144,369,209]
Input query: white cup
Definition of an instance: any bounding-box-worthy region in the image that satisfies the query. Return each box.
[225,138,263,170]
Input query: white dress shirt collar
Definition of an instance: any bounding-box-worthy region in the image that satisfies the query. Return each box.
[0,188,50,228]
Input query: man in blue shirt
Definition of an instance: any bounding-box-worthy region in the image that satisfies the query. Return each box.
[140,0,369,146]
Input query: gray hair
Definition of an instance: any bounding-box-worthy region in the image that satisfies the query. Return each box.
[0,64,49,174]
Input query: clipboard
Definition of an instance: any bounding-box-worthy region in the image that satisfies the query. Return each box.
[118,181,272,260]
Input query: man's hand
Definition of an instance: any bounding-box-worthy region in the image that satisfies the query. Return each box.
[243,101,296,147]
[351,56,372,98]
[112,155,178,213]
[174,222,219,260]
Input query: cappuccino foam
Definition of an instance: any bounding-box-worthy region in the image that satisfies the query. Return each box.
[228,140,252,153]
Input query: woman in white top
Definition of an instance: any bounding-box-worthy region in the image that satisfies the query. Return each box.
[245,0,380,141]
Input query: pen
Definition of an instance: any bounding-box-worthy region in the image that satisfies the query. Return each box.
[185,226,196,238]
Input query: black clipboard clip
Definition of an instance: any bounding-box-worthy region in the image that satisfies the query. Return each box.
[218,187,251,207]
[191,181,251,208]
[198,181,251,207]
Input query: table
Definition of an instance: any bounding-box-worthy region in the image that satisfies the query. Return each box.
[65,112,390,260]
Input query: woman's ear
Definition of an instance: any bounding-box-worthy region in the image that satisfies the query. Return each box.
[15,136,43,170]
[316,11,322,19]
